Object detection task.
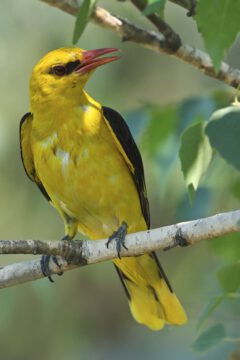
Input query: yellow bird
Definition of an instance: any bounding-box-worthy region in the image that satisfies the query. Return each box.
[20,47,187,330]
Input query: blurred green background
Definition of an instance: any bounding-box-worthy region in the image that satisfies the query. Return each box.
[0,1,239,359]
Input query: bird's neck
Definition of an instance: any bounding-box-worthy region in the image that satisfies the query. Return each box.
[30,88,93,113]
[30,90,102,138]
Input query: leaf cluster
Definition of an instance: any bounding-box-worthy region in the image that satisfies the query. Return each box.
[131,93,240,353]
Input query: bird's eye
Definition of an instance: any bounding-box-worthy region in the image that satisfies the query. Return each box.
[51,65,66,76]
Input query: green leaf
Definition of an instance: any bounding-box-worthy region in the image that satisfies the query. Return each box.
[205,106,240,171]
[210,233,240,262]
[143,0,167,17]
[217,263,240,293]
[178,96,216,134]
[195,0,240,71]
[197,295,224,330]
[192,323,226,352]
[231,177,240,200]
[140,105,177,156]
[72,0,96,44]
[179,122,212,200]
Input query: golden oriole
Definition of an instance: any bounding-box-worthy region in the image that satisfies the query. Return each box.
[20,47,187,330]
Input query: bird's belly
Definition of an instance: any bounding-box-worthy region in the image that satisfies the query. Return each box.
[34,139,144,239]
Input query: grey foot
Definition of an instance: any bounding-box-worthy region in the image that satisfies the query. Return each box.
[40,255,63,283]
[106,221,128,259]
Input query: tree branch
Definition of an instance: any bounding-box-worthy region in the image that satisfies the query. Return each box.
[39,0,240,89]
[0,210,239,289]
[129,0,182,51]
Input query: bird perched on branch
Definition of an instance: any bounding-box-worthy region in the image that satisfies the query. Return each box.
[20,47,187,330]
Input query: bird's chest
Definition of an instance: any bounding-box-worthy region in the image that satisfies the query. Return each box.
[33,107,101,181]
[32,108,130,217]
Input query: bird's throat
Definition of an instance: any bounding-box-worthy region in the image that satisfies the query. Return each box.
[30,90,102,140]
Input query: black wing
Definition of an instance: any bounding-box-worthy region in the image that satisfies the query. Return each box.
[102,106,150,229]
[20,112,51,202]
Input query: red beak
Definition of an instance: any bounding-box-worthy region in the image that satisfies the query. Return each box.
[75,48,120,75]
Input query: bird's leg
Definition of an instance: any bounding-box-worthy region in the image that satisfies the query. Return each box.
[41,234,75,283]
[61,234,77,264]
[40,254,63,283]
[106,221,128,259]
[41,216,78,281]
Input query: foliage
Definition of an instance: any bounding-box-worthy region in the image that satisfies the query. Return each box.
[206,105,240,171]
[210,233,240,262]
[217,263,240,293]
[195,0,240,70]
[179,122,212,201]
[72,0,96,44]
[136,93,240,353]
[192,323,226,352]
[142,0,167,16]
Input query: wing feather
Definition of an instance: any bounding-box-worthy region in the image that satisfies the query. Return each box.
[19,112,51,202]
[102,106,150,229]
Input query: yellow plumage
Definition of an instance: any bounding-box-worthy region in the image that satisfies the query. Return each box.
[20,47,187,330]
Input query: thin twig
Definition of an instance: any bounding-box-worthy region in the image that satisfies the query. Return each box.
[39,0,240,88]
[130,0,182,51]
[0,210,239,289]
[186,0,197,17]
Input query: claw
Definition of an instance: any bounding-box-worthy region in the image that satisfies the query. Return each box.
[40,255,53,282]
[62,235,72,241]
[41,234,74,282]
[106,221,128,259]
[40,255,63,282]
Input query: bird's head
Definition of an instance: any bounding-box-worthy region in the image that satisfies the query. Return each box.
[30,47,119,105]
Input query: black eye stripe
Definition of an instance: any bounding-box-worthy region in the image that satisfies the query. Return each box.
[65,60,81,75]
[50,60,81,76]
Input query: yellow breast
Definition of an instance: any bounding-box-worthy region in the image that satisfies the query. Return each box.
[31,100,144,239]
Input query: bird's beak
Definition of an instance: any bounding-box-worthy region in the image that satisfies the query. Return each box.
[75,48,120,75]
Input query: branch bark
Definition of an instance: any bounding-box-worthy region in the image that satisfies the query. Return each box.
[39,0,240,88]
[130,0,182,51]
[0,210,239,289]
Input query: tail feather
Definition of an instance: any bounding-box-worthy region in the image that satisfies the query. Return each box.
[114,252,187,331]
